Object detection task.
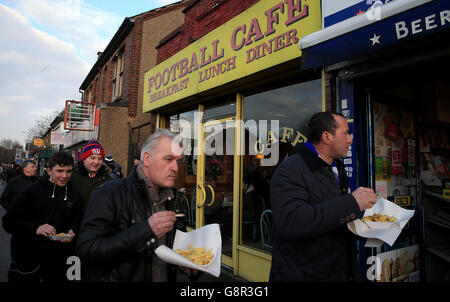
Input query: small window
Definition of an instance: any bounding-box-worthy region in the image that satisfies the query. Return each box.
[112,50,124,101]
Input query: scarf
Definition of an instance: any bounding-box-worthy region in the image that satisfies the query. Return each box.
[136,163,174,282]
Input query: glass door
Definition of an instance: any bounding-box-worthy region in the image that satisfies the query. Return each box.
[167,98,238,268]
[197,116,236,263]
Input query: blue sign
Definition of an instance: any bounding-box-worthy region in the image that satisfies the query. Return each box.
[302,0,450,69]
[340,81,357,193]
[324,0,395,28]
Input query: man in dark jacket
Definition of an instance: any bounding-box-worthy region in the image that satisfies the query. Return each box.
[71,140,111,213]
[2,152,82,282]
[0,160,37,211]
[104,154,123,179]
[269,112,377,282]
[76,129,196,282]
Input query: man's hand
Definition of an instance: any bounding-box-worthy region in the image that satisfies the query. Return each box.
[148,211,176,238]
[36,224,56,237]
[351,187,377,211]
[179,266,200,276]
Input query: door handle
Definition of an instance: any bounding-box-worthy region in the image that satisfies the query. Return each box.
[205,185,215,207]
[197,184,206,208]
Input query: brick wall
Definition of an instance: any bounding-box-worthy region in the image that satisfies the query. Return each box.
[128,19,143,117]
[79,2,187,174]
[157,0,259,63]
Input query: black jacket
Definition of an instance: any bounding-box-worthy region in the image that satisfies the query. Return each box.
[0,173,37,211]
[269,143,362,282]
[76,168,186,282]
[71,161,111,213]
[2,177,82,268]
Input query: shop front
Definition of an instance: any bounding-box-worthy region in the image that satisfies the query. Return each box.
[300,0,450,281]
[143,0,322,281]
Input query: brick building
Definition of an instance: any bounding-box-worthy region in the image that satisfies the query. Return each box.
[79,1,188,174]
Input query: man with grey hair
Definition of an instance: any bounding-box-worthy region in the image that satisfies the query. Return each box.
[0,160,37,212]
[76,129,195,281]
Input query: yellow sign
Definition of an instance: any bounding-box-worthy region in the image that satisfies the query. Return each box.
[444,189,450,200]
[395,195,411,207]
[143,0,321,112]
[33,139,44,147]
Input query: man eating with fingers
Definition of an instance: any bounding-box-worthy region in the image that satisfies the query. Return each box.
[76,129,195,282]
[2,152,82,282]
[269,112,377,282]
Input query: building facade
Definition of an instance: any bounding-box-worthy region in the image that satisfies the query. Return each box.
[144,0,323,281]
[78,1,188,174]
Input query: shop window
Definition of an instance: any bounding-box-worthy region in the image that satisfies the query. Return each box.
[241,79,322,252]
[362,72,450,281]
[203,99,235,121]
[169,109,198,228]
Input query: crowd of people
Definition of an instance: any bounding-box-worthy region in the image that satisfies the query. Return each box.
[0,130,197,282]
[0,112,378,283]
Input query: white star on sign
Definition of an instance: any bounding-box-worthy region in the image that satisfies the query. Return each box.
[370,33,381,46]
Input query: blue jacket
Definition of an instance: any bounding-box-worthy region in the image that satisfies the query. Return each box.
[269,143,362,281]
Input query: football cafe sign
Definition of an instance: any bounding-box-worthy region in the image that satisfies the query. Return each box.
[143,0,321,112]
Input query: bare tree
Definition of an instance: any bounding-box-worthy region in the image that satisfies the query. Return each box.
[23,110,60,141]
[0,139,22,163]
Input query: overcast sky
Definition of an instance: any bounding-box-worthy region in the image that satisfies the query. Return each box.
[0,0,178,146]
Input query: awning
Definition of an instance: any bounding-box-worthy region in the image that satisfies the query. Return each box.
[299,0,450,69]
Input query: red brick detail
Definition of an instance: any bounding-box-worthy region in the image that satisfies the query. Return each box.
[157,0,259,63]
[128,19,143,117]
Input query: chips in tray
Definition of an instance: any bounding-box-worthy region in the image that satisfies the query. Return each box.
[175,244,214,266]
[49,232,74,241]
[362,213,398,223]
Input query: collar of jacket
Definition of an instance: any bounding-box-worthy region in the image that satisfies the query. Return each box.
[295,143,348,193]
[294,143,328,173]
[126,168,176,205]
[38,174,72,190]
[135,164,174,204]
[19,173,37,182]
[126,168,147,201]
[75,160,108,178]
[295,143,343,173]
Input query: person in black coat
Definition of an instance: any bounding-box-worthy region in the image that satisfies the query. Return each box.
[4,162,22,183]
[76,129,196,282]
[2,152,82,282]
[0,160,37,211]
[104,154,123,179]
[70,140,111,214]
[269,112,377,282]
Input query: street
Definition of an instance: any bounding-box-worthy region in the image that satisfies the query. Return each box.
[0,183,11,282]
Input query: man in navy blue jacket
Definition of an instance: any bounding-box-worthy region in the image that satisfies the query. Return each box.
[269,112,377,282]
